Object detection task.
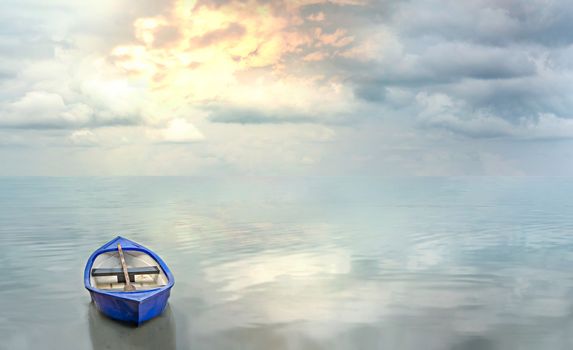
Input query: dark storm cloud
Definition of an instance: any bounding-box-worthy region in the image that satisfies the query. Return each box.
[421,43,537,80]
[335,0,573,139]
[393,0,573,46]
[353,83,386,103]
[445,75,573,119]
[348,43,537,90]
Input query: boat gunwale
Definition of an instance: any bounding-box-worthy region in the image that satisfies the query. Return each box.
[84,237,175,300]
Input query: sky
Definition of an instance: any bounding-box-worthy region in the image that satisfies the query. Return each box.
[1,0,573,176]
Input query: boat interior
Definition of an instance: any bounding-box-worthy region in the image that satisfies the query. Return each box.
[90,250,168,291]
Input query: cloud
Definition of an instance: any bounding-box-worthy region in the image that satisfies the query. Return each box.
[68,129,99,146]
[418,92,573,140]
[421,43,536,80]
[208,107,316,124]
[331,0,573,142]
[189,22,246,49]
[0,0,183,132]
[348,41,538,92]
[393,0,573,46]
[153,118,205,143]
[103,0,367,125]
[0,76,144,129]
[307,12,325,22]
[0,45,152,130]
[0,91,92,129]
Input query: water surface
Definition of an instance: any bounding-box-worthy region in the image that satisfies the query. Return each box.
[1,177,573,349]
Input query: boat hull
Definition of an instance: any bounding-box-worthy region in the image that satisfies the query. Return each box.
[84,236,175,325]
[90,287,172,325]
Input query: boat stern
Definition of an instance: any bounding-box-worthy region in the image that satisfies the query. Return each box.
[90,287,172,325]
[137,288,172,325]
[90,290,141,324]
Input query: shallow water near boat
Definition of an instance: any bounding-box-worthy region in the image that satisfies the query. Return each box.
[2,177,573,349]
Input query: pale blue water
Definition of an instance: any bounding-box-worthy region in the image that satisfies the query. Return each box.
[1,177,573,349]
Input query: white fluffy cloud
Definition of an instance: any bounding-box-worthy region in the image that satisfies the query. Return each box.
[68,129,99,146]
[153,118,205,143]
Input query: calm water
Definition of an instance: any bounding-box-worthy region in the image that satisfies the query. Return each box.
[2,177,573,349]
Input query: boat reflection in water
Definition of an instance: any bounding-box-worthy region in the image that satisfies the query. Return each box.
[88,303,176,350]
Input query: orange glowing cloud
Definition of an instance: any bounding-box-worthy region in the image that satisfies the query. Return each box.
[107,0,363,123]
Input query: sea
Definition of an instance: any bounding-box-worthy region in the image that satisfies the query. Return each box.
[1,177,573,349]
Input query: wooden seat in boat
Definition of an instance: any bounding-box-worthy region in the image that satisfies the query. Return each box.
[92,266,160,283]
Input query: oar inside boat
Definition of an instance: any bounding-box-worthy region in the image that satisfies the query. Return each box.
[117,243,136,291]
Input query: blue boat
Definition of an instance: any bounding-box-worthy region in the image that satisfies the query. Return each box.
[84,236,174,325]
